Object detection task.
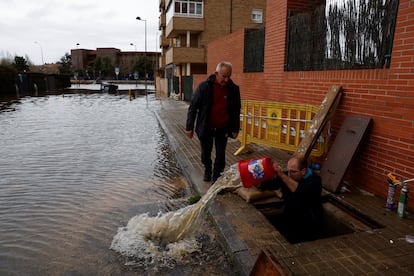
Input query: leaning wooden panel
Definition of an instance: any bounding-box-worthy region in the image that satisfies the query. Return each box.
[320,115,373,193]
[295,85,342,160]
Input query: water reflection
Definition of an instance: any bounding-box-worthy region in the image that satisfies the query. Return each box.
[0,94,188,275]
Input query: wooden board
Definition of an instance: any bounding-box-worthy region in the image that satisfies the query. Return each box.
[249,250,288,276]
[320,115,372,193]
[295,86,343,160]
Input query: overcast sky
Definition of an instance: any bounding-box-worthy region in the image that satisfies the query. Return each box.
[0,0,160,65]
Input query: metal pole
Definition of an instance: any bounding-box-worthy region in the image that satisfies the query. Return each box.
[76,43,80,87]
[130,43,137,51]
[34,41,44,65]
[130,43,138,87]
[144,19,147,98]
[136,17,147,98]
[394,178,414,186]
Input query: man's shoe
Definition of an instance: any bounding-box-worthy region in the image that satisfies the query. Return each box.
[212,172,220,184]
[203,170,212,182]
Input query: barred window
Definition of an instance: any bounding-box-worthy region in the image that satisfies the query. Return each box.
[244,28,265,73]
[286,0,399,71]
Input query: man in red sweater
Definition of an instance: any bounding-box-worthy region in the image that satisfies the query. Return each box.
[185,61,241,183]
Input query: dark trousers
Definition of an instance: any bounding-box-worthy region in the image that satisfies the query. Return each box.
[199,128,228,180]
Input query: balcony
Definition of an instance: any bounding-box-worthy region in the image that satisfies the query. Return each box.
[159,54,166,68]
[166,17,204,38]
[159,35,170,48]
[165,46,205,65]
[159,13,166,30]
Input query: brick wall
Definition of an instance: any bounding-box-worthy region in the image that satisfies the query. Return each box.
[204,0,414,210]
[202,0,266,45]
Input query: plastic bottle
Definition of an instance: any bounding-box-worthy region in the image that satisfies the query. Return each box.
[397,183,408,218]
[386,183,396,211]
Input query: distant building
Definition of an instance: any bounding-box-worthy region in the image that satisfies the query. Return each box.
[70,47,159,80]
[30,63,60,74]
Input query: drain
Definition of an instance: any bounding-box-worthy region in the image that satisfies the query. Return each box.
[257,194,383,244]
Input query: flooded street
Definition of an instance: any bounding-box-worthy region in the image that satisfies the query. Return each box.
[0,93,235,275]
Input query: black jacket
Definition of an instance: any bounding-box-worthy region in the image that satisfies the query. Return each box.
[260,169,324,242]
[186,74,241,139]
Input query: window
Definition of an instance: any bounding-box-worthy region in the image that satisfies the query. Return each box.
[189,2,195,13]
[285,0,399,71]
[252,9,263,23]
[244,28,265,72]
[174,38,181,47]
[174,0,203,17]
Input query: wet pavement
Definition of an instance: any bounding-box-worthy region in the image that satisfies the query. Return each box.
[155,98,414,275]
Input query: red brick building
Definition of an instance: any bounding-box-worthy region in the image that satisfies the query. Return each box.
[71,47,158,79]
[196,0,414,210]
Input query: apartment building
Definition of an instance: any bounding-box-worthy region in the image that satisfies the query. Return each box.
[158,0,266,98]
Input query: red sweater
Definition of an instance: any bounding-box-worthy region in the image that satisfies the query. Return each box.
[209,82,229,129]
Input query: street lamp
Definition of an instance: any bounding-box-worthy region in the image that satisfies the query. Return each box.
[136,16,147,97]
[76,43,80,70]
[76,43,80,87]
[34,41,44,65]
[130,43,137,51]
[130,43,139,87]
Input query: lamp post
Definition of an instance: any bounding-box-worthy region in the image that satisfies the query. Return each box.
[76,43,80,70]
[76,43,80,87]
[130,43,138,87]
[130,43,137,51]
[136,16,147,97]
[34,41,44,65]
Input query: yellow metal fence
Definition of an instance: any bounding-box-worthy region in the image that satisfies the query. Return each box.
[235,100,328,156]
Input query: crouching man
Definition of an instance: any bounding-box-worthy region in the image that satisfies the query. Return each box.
[260,155,324,243]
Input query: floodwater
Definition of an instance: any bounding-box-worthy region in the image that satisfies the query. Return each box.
[0,93,236,275]
[110,165,241,266]
[66,83,149,91]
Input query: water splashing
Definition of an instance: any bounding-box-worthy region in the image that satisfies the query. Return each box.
[110,164,241,267]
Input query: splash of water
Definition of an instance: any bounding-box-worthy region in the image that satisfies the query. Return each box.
[110,164,241,266]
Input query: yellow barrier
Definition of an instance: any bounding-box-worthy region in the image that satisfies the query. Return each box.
[235,100,328,156]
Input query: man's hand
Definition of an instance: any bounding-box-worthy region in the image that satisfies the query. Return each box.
[273,162,298,192]
[185,130,194,138]
[273,163,283,176]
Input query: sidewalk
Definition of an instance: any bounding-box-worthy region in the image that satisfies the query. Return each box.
[155,98,414,275]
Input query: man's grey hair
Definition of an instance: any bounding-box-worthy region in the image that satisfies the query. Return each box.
[216,61,233,73]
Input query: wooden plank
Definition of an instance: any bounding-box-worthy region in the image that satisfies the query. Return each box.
[249,250,288,276]
[320,115,372,193]
[295,86,343,160]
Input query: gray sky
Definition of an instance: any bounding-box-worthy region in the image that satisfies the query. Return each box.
[0,0,159,65]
